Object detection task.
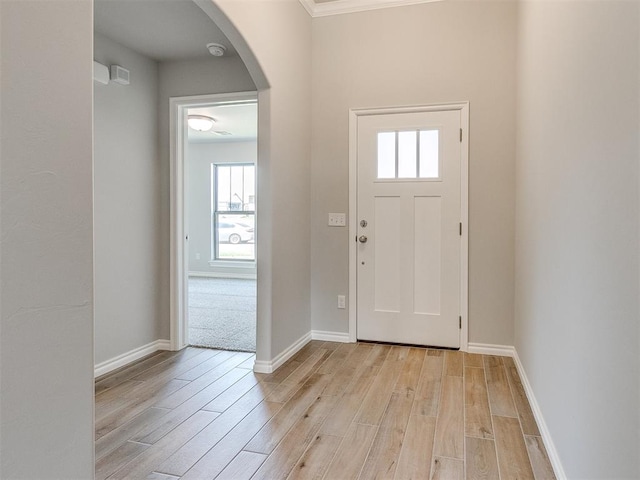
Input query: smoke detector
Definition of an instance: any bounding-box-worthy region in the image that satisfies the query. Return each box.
[206,43,226,57]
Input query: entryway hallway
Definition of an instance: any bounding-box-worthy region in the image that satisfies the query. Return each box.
[94,341,555,479]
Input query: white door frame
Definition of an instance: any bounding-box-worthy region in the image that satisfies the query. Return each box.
[348,102,470,351]
[169,91,258,351]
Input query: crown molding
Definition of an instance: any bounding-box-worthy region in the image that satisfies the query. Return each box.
[299,0,443,17]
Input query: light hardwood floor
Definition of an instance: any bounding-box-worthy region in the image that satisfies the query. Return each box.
[95,341,556,479]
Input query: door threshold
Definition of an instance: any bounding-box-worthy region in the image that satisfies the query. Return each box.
[356,339,460,351]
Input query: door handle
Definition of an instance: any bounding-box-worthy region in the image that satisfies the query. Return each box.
[359,235,368,243]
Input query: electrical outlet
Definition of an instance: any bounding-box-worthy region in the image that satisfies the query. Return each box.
[328,213,346,227]
[337,295,346,309]
[195,253,201,260]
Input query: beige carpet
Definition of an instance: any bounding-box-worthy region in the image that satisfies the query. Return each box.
[188,277,256,352]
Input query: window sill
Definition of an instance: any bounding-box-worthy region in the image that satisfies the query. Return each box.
[208,260,256,269]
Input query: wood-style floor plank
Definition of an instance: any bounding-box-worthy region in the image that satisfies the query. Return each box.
[465,436,499,480]
[120,378,190,401]
[107,410,219,479]
[249,395,337,480]
[319,345,388,437]
[322,422,377,480]
[358,391,414,479]
[131,348,219,383]
[95,344,554,480]
[96,379,143,405]
[132,368,251,444]
[245,373,331,455]
[493,415,535,480]
[290,341,325,363]
[155,355,251,409]
[355,346,407,425]
[525,435,557,480]
[266,349,332,403]
[95,350,178,394]
[96,441,149,480]
[96,379,190,440]
[464,353,484,368]
[255,358,302,384]
[464,366,493,439]
[394,348,426,394]
[96,407,170,460]
[445,350,464,377]
[174,349,236,381]
[320,343,372,397]
[316,342,358,375]
[179,400,283,480]
[146,473,179,480]
[433,375,464,459]
[484,355,518,418]
[504,356,541,436]
[158,380,279,476]
[394,414,436,480]
[215,451,267,480]
[202,371,259,412]
[431,457,464,480]
[412,351,443,417]
[286,433,341,480]
[95,395,137,426]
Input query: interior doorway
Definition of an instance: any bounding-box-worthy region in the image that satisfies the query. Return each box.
[171,92,258,352]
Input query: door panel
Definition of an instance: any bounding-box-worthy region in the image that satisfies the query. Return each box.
[414,196,441,315]
[356,109,461,348]
[373,196,401,312]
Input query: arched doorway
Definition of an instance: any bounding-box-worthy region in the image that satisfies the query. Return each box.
[93,0,269,370]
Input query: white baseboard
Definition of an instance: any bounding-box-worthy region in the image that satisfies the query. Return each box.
[251,330,350,374]
[253,332,312,374]
[512,350,567,480]
[94,339,171,378]
[467,342,515,357]
[311,330,352,343]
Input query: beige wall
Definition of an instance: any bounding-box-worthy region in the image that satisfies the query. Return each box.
[515,2,639,477]
[94,33,162,365]
[311,1,518,344]
[0,0,94,477]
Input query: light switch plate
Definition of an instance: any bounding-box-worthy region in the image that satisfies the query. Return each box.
[328,213,346,227]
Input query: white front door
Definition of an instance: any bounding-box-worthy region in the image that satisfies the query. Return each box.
[356,108,463,348]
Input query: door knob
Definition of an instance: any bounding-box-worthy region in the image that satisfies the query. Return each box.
[359,235,368,243]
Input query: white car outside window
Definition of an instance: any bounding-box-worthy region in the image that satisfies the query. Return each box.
[217,222,254,244]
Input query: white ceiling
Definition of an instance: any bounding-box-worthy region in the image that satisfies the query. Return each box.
[94,0,443,60]
[187,102,257,143]
[94,0,237,61]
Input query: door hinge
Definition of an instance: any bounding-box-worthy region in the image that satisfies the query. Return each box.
[460,128,463,142]
[459,316,462,329]
[459,222,462,236]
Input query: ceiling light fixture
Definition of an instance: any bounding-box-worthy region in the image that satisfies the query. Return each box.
[206,43,227,57]
[187,115,216,132]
